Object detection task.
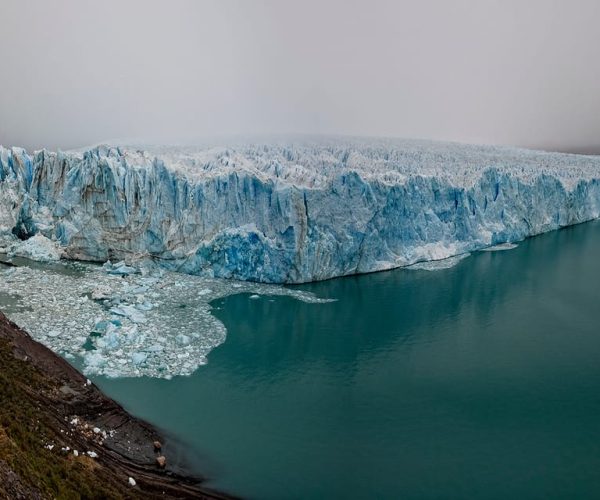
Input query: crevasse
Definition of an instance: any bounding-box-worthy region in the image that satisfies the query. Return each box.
[1,138,600,283]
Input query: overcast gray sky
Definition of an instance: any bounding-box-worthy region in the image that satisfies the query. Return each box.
[1,0,599,152]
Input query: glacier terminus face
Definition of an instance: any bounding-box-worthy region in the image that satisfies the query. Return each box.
[1,137,600,284]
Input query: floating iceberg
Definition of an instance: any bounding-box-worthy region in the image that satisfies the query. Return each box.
[2,138,600,283]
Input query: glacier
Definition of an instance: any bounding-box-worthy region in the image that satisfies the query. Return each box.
[2,137,600,284]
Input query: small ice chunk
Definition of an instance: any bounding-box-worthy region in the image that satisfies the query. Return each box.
[92,320,109,333]
[131,352,147,365]
[110,305,146,324]
[84,352,108,372]
[175,334,191,346]
[91,285,113,300]
[105,261,139,275]
[96,324,121,350]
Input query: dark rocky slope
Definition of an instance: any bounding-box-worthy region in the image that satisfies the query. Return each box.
[0,311,231,499]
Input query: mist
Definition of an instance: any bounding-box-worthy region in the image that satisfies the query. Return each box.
[1,0,599,152]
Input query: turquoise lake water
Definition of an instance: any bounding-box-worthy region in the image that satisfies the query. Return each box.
[94,221,600,499]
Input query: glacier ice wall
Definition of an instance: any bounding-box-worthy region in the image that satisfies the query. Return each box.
[2,138,600,283]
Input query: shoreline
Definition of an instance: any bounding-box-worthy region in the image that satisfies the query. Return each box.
[0,310,233,499]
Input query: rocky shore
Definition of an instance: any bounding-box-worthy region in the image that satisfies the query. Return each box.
[0,311,231,499]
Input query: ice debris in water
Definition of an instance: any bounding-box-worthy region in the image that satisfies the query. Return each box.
[406,253,471,271]
[482,242,519,252]
[0,259,333,378]
[102,260,139,276]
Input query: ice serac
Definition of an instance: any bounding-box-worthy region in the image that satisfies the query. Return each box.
[1,138,600,283]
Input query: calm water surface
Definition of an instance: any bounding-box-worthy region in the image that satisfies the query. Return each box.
[95,221,600,499]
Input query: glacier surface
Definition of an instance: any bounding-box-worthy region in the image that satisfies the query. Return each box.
[2,138,600,283]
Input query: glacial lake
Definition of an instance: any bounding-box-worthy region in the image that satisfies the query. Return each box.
[11,220,600,499]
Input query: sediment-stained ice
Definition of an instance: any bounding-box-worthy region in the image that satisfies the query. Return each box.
[0,260,332,378]
[2,138,600,283]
